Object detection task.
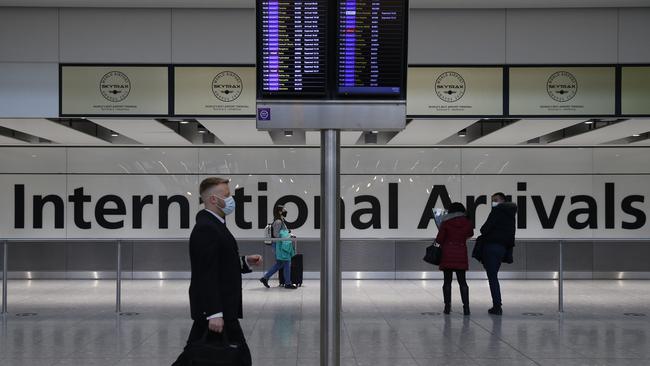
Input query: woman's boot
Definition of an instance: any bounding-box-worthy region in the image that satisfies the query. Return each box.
[460,286,470,316]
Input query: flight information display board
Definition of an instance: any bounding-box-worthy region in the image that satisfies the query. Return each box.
[257,0,328,98]
[337,0,407,98]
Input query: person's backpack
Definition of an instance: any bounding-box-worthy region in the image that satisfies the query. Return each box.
[264,223,273,245]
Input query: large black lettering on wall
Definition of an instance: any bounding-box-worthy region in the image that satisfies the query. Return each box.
[159,195,190,229]
[418,185,452,229]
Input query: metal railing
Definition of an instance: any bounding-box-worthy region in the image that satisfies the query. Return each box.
[1,237,647,316]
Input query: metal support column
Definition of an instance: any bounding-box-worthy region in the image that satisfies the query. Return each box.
[2,240,7,316]
[116,240,122,314]
[320,130,341,366]
[558,240,564,313]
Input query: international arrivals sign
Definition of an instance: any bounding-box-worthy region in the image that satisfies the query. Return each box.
[2,174,648,239]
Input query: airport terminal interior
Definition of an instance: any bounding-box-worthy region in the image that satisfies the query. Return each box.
[1,0,650,365]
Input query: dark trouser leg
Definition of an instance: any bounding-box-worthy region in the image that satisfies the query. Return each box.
[456,270,470,309]
[483,245,505,307]
[442,270,453,305]
[173,319,208,365]
[226,319,252,366]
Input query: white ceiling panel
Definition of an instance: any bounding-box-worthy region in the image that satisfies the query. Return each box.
[551,118,650,145]
[631,138,650,145]
[470,119,584,145]
[0,135,27,144]
[305,131,363,145]
[2,0,647,7]
[90,118,191,145]
[199,119,273,145]
[388,119,476,145]
[0,118,109,144]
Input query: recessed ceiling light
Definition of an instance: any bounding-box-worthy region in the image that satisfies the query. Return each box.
[198,129,206,134]
[458,129,467,137]
[284,130,293,137]
[111,133,119,137]
[632,134,641,137]
[180,121,189,125]
[585,121,594,125]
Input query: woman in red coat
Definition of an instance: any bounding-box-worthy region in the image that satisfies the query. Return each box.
[435,202,474,315]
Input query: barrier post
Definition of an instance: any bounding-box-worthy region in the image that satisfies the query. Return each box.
[2,240,7,316]
[116,240,122,314]
[558,240,564,313]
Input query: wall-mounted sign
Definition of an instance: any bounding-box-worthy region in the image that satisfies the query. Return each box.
[621,66,650,116]
[174,66,256,116]
[60,66,169,116]
[407,67,503,116]
[509,67,616,116]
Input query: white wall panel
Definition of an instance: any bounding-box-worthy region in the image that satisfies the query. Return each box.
[171,9,255,63]
[342,148,461,174]
[67,147,199,174]
[461,147,593,174]
[593,148,650,174]
[0,63,59,118]
[59,8,172,63]
[409,9,506,64]
[0,147,66,173]
[618,8,650,63]
[506,9,618,64]
[0,8,59,62]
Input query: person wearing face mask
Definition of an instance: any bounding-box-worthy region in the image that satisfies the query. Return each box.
[259,205,298,290]
[477,192,517,316]
[173,177,263,366]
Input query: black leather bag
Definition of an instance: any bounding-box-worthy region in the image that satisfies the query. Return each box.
[472,235,484,263]
[183,330,245,365]
[423,243,442,265]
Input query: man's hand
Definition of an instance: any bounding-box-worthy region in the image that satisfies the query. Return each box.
[246,254,263,267]
[208,317,224,333]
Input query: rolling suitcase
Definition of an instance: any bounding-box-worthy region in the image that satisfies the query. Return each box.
[279,240,303,287]
[279,254,303,287]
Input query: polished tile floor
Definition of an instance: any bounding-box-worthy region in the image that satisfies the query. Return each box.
[0,279,649,365]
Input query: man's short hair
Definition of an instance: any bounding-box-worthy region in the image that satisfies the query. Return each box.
[492,192,507,201]
[199,177,230,196]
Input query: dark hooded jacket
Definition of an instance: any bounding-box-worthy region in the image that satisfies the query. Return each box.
[480,202,517,248]
[435,213,474,270]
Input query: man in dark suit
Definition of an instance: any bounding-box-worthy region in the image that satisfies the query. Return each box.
[479,192,517,316]
[174,177,263,365]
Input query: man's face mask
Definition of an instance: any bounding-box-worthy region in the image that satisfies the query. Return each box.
[491,201,500,208]
[214,194,236,215]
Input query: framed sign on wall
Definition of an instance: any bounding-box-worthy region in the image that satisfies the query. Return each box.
[60,65,169,117]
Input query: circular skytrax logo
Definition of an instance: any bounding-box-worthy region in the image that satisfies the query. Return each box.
[546,71,578,102]
[212,71,243,102]
[435,71,466,103]
[99,71,131,103]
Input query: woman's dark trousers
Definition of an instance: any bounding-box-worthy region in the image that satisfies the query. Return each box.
[443,270,469,309]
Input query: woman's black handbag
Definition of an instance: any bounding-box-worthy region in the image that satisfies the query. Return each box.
[183,329,245,365]
[423,242,442,265]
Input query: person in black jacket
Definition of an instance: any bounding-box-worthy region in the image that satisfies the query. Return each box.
[173,177,263,366]
[478,192,517,316]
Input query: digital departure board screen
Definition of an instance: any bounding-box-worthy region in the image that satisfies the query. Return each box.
[257,0,328,98]
[337,0,407,98]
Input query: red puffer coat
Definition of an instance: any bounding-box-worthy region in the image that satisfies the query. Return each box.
[435,215,474,270]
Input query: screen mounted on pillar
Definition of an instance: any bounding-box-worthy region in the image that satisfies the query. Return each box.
[257,0,329,98]
[336,0,408,99]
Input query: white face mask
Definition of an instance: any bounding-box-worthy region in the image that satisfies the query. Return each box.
[214,195,236,215]
[491,202,500,208]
